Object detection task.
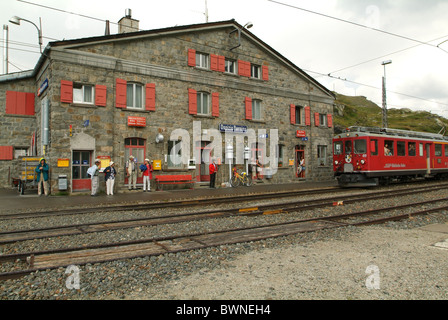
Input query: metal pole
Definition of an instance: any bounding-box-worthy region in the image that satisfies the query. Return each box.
[2,25,8,74]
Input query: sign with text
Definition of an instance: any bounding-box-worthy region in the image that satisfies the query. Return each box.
[128,116,146,127]
[296,130,307,138]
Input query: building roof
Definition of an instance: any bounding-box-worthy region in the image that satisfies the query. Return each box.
[1,19,334,99]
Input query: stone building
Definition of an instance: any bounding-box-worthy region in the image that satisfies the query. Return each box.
[0,17,335,193]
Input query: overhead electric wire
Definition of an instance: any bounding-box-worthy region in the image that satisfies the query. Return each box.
[12,0,448,112]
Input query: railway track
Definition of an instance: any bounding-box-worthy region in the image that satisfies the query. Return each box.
[1,184,448,280]
[0,183,447,244]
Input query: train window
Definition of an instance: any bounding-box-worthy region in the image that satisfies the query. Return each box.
[397,141,406,156]
[435,144,443,157]
[345,141,352,153]
[354,140,367,154]
[419,143,424,156]
[445,145,448,157]
[370,140,378,156]
[408,142,416,156]
[334,141,343,155]
[384,140,394,156]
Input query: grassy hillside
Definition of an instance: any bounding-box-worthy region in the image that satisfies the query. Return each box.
[333,93,448,135]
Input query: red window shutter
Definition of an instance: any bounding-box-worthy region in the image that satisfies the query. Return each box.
[188,49,196,67]
[25,93,35,115]
[188,88,197,115]
[245,97,252,120]
[314,112,320,127]
[145,83,156,111]
[60,80,73,103]
[262,65,269,81]
[116,78,127,108]
[16,92,26,115]
[327,114,333,128]
[95,85,107,107]
[0,146,13,160]
[218,56,225,72]
[290,104,296,124]
[210,54,218,71]
[212,92,219,117]
[304,106,311,126]
[238,60,250,77]
[5,91,17,114]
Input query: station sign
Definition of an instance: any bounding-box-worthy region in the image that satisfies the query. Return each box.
[219,124,247,133]
[296,130,306,138]
[128,116,146,127]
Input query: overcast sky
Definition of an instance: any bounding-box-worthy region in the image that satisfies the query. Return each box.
[2,0,448,121]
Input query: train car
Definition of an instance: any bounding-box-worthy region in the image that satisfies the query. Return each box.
[333,126,448,187]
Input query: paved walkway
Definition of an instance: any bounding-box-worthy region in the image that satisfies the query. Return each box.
[1,180,338,212]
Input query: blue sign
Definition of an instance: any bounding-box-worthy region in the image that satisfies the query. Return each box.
[219,124,248,133]
[37,78,49,97]
[83,120,90,127]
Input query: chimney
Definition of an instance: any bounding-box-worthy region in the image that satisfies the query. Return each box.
[118,9,139,33]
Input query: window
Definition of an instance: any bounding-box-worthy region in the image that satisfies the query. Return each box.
[167,141,183,168]
[371,139,378,156]
[334,141,343,155]
[291,105,303,125]
[445,145,448,157]
[384,140,394,156]
[318,145,327,166]
[73,84,94,104]
[419,143,424,157]
[251,64,261,79]
[408,142,416,156]
[252,99,262,120]
[225,59,237,74]
[72,151,91,180]
[126,83,144,109]
[14,147,28,158]
[397,141,406,156]
[345,141,352,154]
[354,140,367,154]
[319,114,327,127]
[295,106,303,124]
[435,144,443,157]
[196,52,209,69]
[277,144,284,167]
[197,92,210,115]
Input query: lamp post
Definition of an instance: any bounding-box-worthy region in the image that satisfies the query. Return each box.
[9,16,42,53]
[381,60,392,129]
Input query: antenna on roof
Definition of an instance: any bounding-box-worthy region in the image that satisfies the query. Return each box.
[205,0,209,22]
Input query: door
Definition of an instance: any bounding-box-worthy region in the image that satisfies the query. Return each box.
[251,143,264,179]
[295,146,305,178]
[196,141,210,181]
[72,150,92,191]
[125,138,146,185]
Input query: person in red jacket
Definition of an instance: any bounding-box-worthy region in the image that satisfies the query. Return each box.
[142,158,153,192]
[209,158,218,188]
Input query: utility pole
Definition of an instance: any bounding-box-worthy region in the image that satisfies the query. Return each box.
[381,60,392,129]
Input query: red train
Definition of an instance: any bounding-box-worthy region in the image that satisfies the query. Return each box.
[333,126,448,187]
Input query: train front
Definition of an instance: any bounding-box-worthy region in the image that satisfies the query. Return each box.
[333,130,378,187]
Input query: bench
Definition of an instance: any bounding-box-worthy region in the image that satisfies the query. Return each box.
[155,174,194,190]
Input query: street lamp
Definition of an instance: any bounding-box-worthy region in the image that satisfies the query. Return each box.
[9,16,42,53]
[381,60,392,129]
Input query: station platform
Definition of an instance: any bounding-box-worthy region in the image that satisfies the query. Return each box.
[1,180,338,212]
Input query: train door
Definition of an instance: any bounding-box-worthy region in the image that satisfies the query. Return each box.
[295,145,305,178]
[426,143,432,174]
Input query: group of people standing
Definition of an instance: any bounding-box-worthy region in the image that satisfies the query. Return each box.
[90,155,153,196]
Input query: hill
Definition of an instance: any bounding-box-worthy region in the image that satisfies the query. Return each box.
[333,93,448,135]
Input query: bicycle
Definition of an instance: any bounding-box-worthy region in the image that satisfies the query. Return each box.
[230,167,253,187]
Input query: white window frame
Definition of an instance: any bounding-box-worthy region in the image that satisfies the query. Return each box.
[197,91,210,115]
[225,58,237,74]
[126,83,144,110]
[251,64,261,79]
[252,99,262,120]
[318,145,327,166]
[319,113,327,127]
[196,52,210,69]
[73,83,94,104]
